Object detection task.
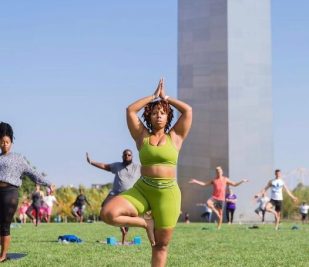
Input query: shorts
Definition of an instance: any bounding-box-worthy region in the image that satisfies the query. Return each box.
[46,206,52,216]
[120,177,181,229]
[208,197,224,209]
[73,205,85,216]
[270,199,282,212]
[301,213,307,220]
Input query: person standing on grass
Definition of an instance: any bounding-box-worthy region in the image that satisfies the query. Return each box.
[71,188,91,223]
[254,193,269,223]
[43,187,59,223]
[225,187,237,224]
[189,166,248,229]
[299,202,309,224]
[26,184,45,226]
[196,203,212,223]
[0,122,54,262]
[255,169,298,230]
[100,78,192,267]
[18,198,30,223]
[86,150,140,244]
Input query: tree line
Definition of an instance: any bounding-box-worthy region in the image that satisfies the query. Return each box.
[18,177,309,222]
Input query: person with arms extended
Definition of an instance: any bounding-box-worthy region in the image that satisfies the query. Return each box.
[71,188,91,223]
[43,187,59,223]
[189,166,248,229]
[254,192,269,223]
[26,184,45,226]
[255,169,298,230]
[0,122,54,262]
[100,78,192,267]
[86,150,140,244]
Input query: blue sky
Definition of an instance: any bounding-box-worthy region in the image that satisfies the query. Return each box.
[1,1,308,187]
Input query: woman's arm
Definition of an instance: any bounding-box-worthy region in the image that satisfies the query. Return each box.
[160,80,192,140]
[21,157,52,187]
[227,178,248,187]
[189,178,212,187]
[126,79,162,142]
[86,152,111,171]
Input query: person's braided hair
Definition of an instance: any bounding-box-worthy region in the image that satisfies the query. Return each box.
[142,100,174,132]
[0,122,14,142]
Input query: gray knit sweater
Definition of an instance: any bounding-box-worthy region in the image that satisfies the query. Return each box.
[0,152,51,187]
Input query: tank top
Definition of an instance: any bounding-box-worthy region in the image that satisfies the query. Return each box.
[139,134,178,167]
[270,179,285,200]
[212,177,227,201]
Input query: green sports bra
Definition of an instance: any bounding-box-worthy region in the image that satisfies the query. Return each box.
[139,134,179,167]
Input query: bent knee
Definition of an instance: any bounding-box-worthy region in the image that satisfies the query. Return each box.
[100,206,120,224]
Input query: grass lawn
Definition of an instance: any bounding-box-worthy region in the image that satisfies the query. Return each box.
[4,221,309,266]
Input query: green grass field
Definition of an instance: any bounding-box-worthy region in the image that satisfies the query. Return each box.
[4,221,309,267]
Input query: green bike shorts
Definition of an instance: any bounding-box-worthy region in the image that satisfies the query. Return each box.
[120,176,181,229]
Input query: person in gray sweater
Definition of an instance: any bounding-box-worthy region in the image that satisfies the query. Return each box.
[0,122,53,262]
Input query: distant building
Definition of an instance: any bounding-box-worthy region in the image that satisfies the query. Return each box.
[91,184,105,189]
[177,0,273,221]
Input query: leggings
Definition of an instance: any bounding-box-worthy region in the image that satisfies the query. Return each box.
[26,204,41,225]
[0,185,19,236]
[226,208,235,223]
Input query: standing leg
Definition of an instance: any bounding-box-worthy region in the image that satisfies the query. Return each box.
[226,208,230,223]
[217,208,223,229]
[275,211,281,230]
[120,227,128,244]
[26,205,35,223]
[0,187,19,261]
[230,209,235,224]
[206,199,222,229]
[261,210,266,223]
[152,228,173,267]
[265,202,278,228]
[34,206,40,226]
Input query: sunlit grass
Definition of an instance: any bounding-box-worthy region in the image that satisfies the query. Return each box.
[5,221,309,266]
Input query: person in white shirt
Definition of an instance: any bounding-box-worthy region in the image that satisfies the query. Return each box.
[256,169,298,230]
[299,202,309,224]
[43,188,59,223]
[254,193,270,223]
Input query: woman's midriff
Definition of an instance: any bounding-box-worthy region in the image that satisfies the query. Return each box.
[141,165,176,179]
[0,181,10,187]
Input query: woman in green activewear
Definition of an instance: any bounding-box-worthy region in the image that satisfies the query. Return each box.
[101,78,192,267]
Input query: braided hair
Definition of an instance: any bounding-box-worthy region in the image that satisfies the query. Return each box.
[142,100,174,133]
[0,122,14,142]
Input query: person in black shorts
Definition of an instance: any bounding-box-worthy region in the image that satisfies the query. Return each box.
[72,189,91,223]
[26,184,45,226]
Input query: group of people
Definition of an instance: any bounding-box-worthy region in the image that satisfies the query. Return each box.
[0,78,304,267]
[0,78,192,265]
[18,185,58,225]
[190,168,299,231]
